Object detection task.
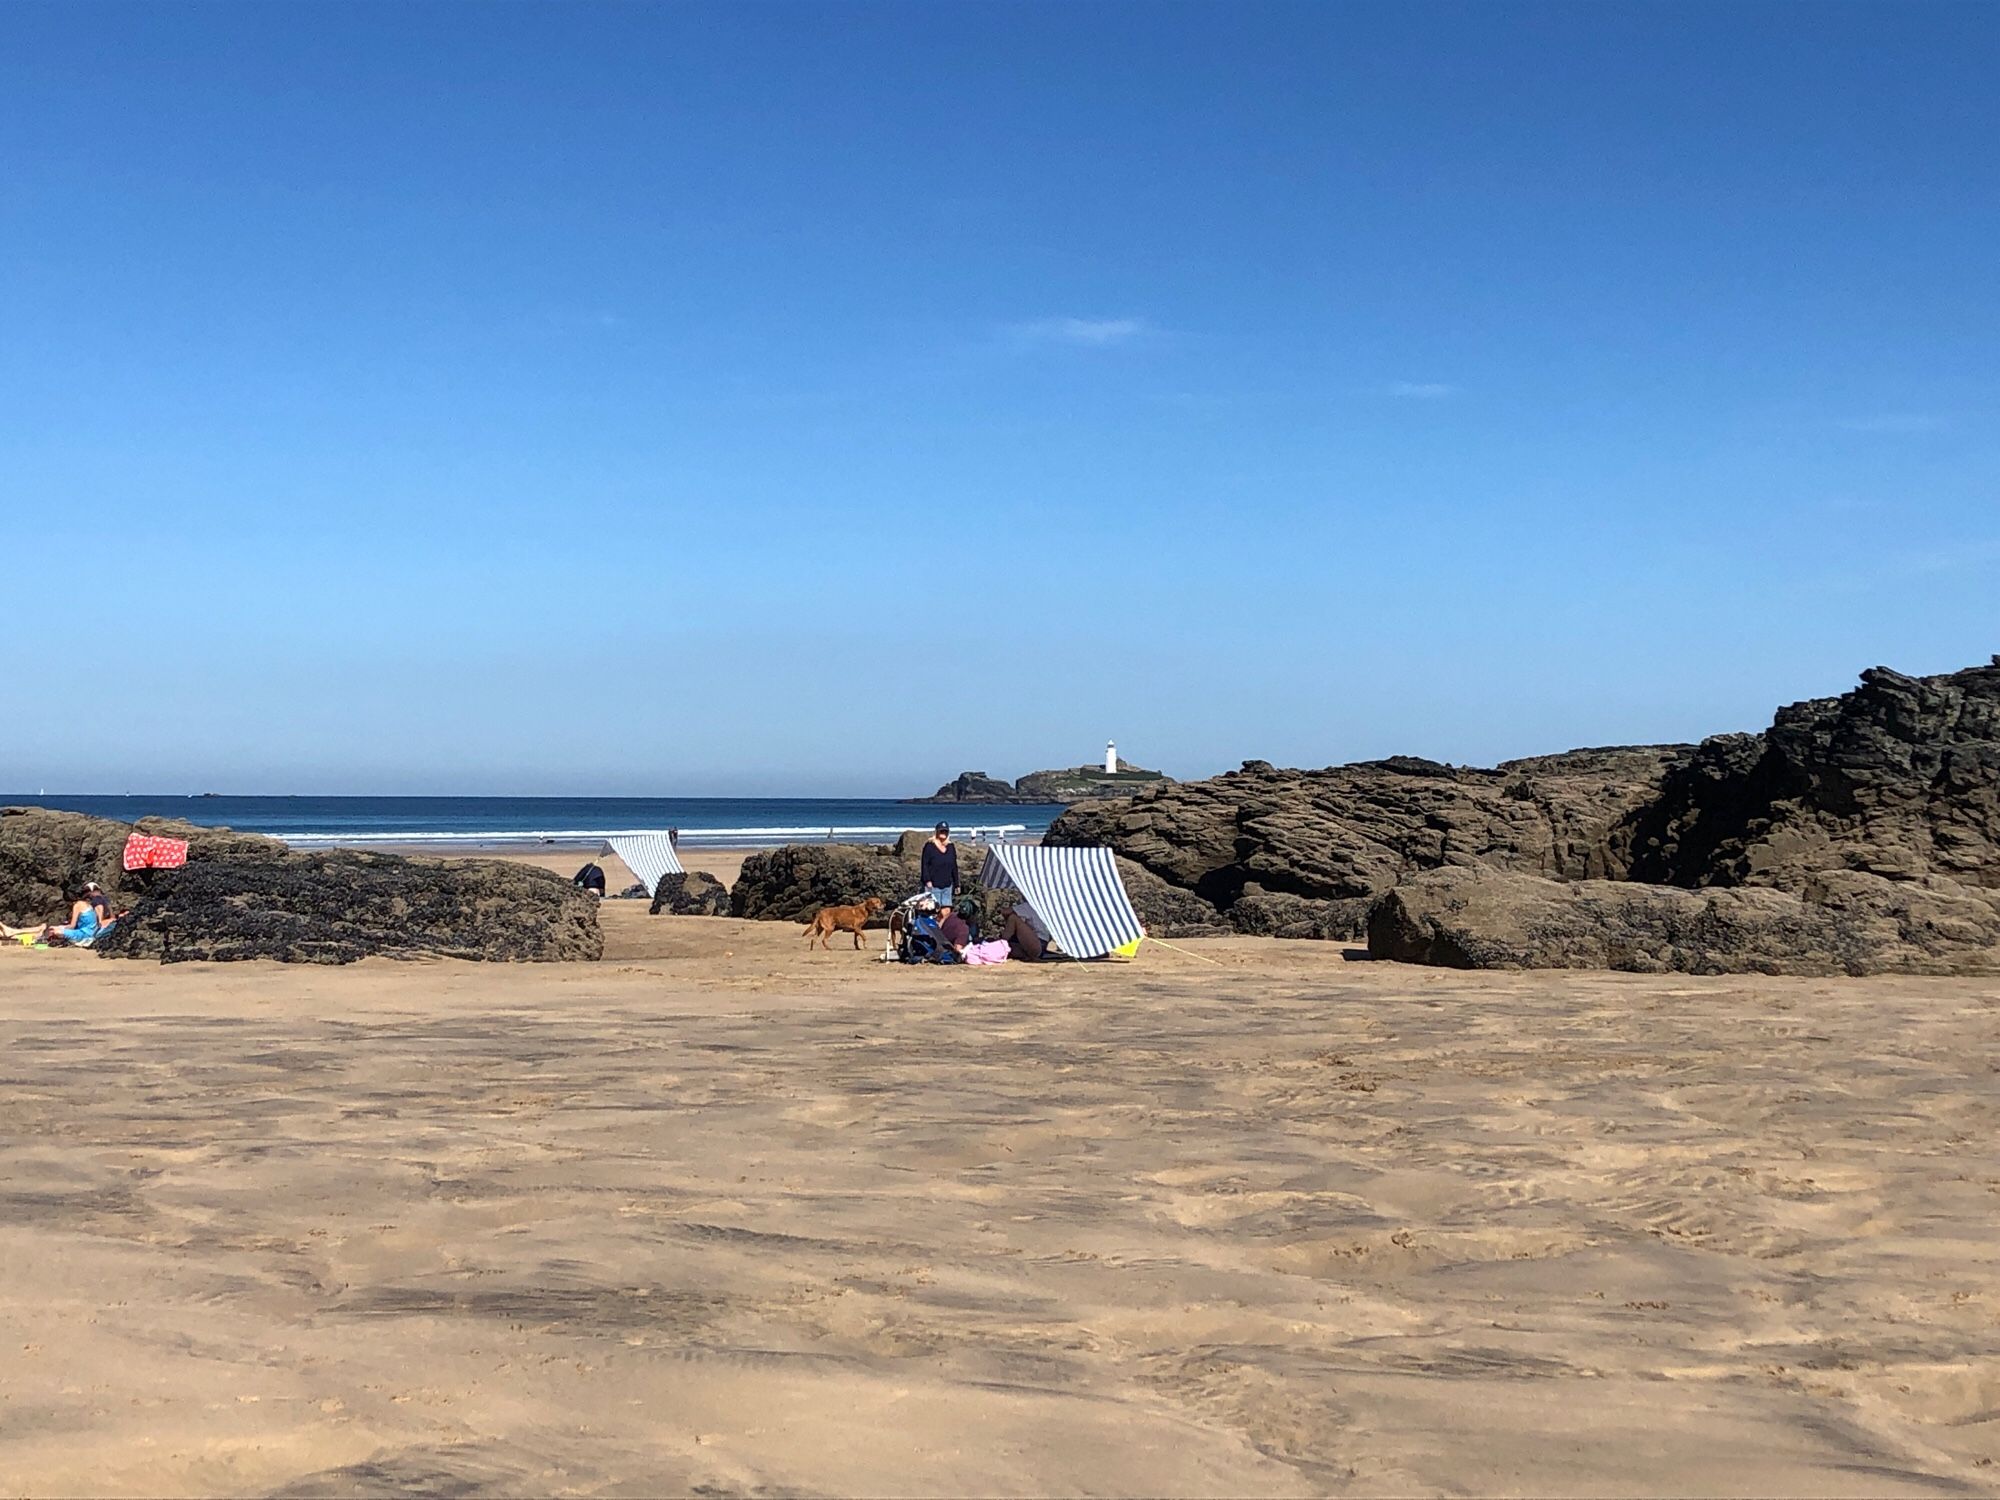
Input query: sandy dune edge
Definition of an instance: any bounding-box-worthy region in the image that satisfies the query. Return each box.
[2,921,1998,1496]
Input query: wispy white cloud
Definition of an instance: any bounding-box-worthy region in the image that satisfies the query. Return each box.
[1843,413,1948,434]
[1004,316,1152,349]
[1385,381,1456,399]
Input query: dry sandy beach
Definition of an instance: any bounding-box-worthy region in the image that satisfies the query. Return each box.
[3,886,1999,1496]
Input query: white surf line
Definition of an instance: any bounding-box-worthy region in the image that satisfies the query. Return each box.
[277,823,1034,846]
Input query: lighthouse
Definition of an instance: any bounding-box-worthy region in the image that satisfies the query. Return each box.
[1105,740,1118,774]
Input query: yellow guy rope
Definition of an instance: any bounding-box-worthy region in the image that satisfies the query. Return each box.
[1144,937,1230,967]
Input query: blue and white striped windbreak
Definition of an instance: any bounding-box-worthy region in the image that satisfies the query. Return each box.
[604,834,684,897]
[978,843,1143,959]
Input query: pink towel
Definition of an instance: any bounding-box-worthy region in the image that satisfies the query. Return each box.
[964,939,1011,965]
[123,833,190,871]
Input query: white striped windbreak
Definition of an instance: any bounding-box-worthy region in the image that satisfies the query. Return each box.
[977,844,1143,959]
[604,834,684,897]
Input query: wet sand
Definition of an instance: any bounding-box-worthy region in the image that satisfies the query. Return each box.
[3,905,1998,1496]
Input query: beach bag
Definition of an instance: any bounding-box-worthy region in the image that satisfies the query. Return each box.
[900,912,960,964]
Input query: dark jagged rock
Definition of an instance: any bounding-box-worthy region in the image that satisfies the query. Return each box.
[649,871,730,917]
[1227,891,1371,941]
[94,851,602,964]
[1048,656,2000,972]
[1,806,286,926]
[1048,746,1688,913]
[1594,657,2000,974]
[4,806,600,963]
[1366,865,1999,976]
[1625,659,2000,894]
[1115,857,1233,938]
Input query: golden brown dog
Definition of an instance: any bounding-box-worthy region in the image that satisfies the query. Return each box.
[804,896,884,950]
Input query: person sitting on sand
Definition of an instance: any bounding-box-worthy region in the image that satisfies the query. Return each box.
[1000,906,1047,962]
[920,822,958,918]
[44,887,117,946]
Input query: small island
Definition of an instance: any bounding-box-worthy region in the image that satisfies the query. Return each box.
[907,758,1172,805]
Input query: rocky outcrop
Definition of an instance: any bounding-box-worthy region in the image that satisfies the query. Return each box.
[1047,656,2000,973]
[1624,660,2000,894]
[1048,747,1687,912]
[724,836,1024,938]
[731,843,920,923]
[94,851,603,964]
[1016,764,1171,803]
[1115,858,1233,938]
[917,772,1020,803]
[1367,865,2000,976]
[4,806,600,963]
[649,871,730,917]
[910,763,1172,805]
[0,806,287,926]
[1226,892,1372,941]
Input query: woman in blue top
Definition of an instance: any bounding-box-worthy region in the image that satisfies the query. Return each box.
[46,884,116,945]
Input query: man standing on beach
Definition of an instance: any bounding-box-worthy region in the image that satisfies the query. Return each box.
[921,821,958,918]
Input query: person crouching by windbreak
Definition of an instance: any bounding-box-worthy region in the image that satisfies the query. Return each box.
[1001,905,1048,962]
[938,909,971,959]
[573,862,607,897]
[921,822,958,917]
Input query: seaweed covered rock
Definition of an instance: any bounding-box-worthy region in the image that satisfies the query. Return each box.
[0,806,286,926]
[732,836,1067,938]
[731,843,923,922]
[648,870,731,917]
[731,837,1221,940]
[94,852,602,964]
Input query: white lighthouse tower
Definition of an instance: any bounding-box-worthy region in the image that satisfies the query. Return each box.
[1105,740,1118,774]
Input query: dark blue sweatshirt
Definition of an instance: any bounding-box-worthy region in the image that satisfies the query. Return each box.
[921,839,958,891]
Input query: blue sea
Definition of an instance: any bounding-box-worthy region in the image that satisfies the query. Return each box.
[0,795,1067,850]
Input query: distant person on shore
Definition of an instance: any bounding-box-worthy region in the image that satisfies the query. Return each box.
[921,822,957,917]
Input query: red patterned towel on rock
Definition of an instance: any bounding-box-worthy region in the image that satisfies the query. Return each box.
[122,833,190,871]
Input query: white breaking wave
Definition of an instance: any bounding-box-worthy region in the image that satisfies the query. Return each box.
[278,823,1032,849]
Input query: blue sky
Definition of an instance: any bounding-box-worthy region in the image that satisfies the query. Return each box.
[4,1,1995,795]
